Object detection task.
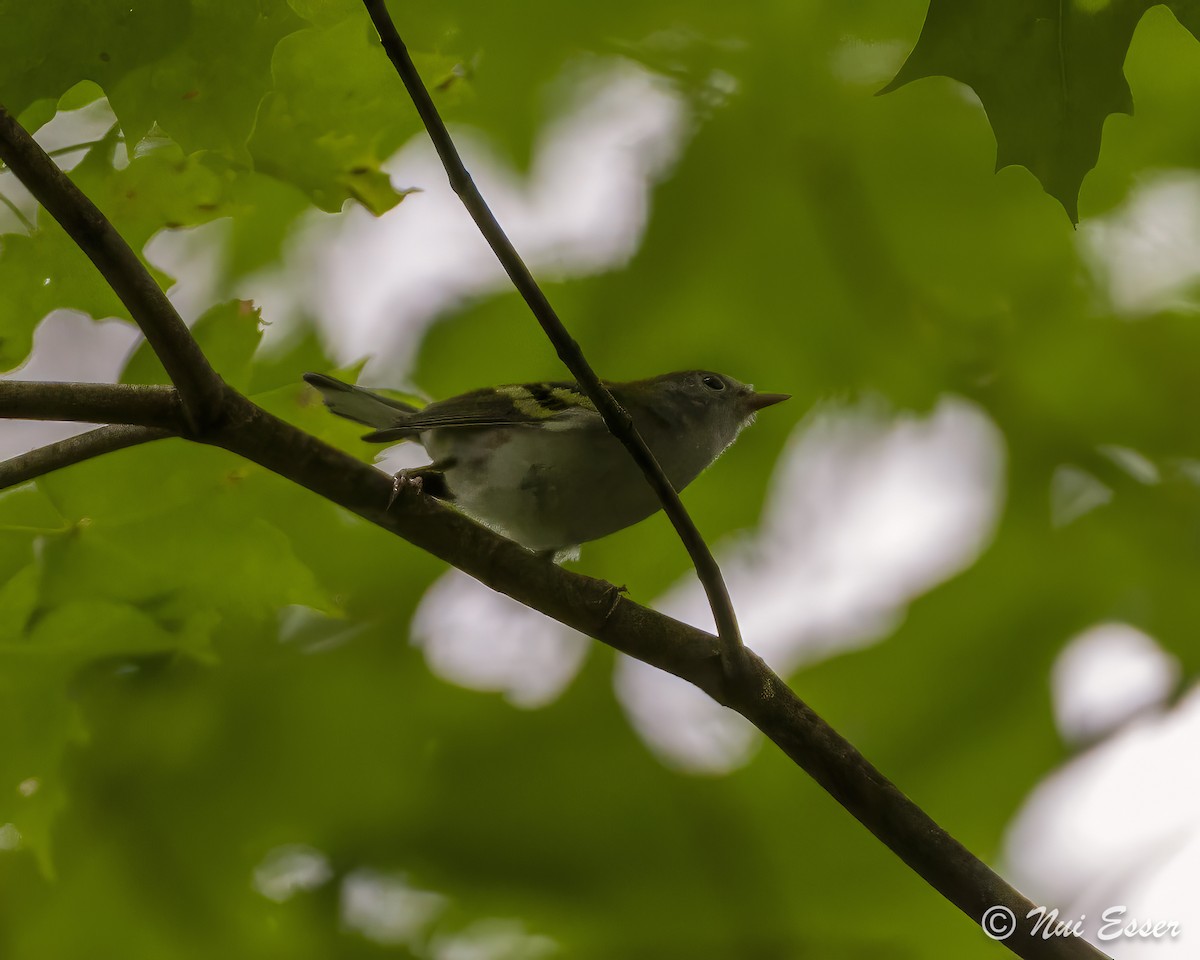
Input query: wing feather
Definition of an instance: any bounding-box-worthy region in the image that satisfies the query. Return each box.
[362,383,602,442]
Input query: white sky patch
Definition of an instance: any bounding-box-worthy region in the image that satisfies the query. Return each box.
[1,96,225,461]
[1101,831,1198,959]
[340,868,447,949]
[245,57,688,376]
[617,396,1005,772]
[1005,683,1200,953]
[411,568,589,709]
[0,823,21,851]
[1052,623,1179,745]
[1097,444,1161,485]
[145,220,229,326]
[0,311,141,460]
[0,97,146,459]
[1080,171,1200,317]
[253,844,333,903]
[0,96,121,234]
[430,919,559,960]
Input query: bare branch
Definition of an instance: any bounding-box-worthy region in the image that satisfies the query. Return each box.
[207,391,1111,960]
[0,423,172,491]
[359,0,746,674]
[0,380,184,428]
[0,103,225,431]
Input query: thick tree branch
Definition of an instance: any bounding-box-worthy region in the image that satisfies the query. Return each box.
[0,423,172,490]
[206,391,1109,960]
[360,0,746,673]
[0,380,184,429]
[0,103,225,431]
[0,76,1111,960]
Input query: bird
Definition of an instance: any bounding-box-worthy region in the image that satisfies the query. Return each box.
[303,369,788,556]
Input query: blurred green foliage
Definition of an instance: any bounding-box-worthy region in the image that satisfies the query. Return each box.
[2,0,1200,957]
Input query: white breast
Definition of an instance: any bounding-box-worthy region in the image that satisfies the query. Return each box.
[417,413,741,553]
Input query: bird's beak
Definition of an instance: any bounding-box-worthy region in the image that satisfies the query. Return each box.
[747,391,790,411]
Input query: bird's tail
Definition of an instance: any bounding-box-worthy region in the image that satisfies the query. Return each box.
[302,372,419,432]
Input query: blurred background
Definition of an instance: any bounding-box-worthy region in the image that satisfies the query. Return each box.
[3,0,1200,957]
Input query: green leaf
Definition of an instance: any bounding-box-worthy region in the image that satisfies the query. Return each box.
[32,411,335,619]
[104,0,303,158]
[219,167,312,283]
[0,1,302,158]
[0,133,234,371]
[883,0,1172,220]
[0,599,214,873]
[286,0,360,27]
[0,564,40,643]
[0,0,187,118]
[1165,0,1200,36]
[0,485,64,535]
[56,80,106,113]
[247,17,434,213]
[123,299,264,391]
[246,327,332,396]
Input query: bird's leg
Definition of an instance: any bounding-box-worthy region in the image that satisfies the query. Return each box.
[386,459,455,511]
[387,469,424,510]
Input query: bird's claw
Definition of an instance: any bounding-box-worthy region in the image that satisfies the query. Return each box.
[387,470,424,511]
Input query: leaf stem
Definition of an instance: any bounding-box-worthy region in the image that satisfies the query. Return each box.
[0,423,172,491]
[0,186,35,232]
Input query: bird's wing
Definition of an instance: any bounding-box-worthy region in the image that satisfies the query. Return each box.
[361,382,604,442]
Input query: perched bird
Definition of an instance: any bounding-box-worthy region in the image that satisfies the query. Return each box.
[304,370,788,555]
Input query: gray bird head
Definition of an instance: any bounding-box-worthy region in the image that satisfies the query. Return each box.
[617,370,789,476]
[651,369,788,426]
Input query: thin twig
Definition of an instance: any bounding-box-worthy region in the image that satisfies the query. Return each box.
[46,128,124,159]
[0,423,172,491]
[360,0,746,675]
[0,380,184,428]
[0,103,225,432]
[0,186,35,232]
[0,131,125,169]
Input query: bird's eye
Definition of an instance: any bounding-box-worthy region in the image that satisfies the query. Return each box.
[701,374,725,392]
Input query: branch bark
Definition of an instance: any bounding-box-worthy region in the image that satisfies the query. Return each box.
[0,103,225,431]
[360,0,746,672]
[0,74,1112,960]
[0,380,184,428]
[0,423,172,490]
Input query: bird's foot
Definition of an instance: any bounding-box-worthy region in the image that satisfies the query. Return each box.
[387,469,424,510]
